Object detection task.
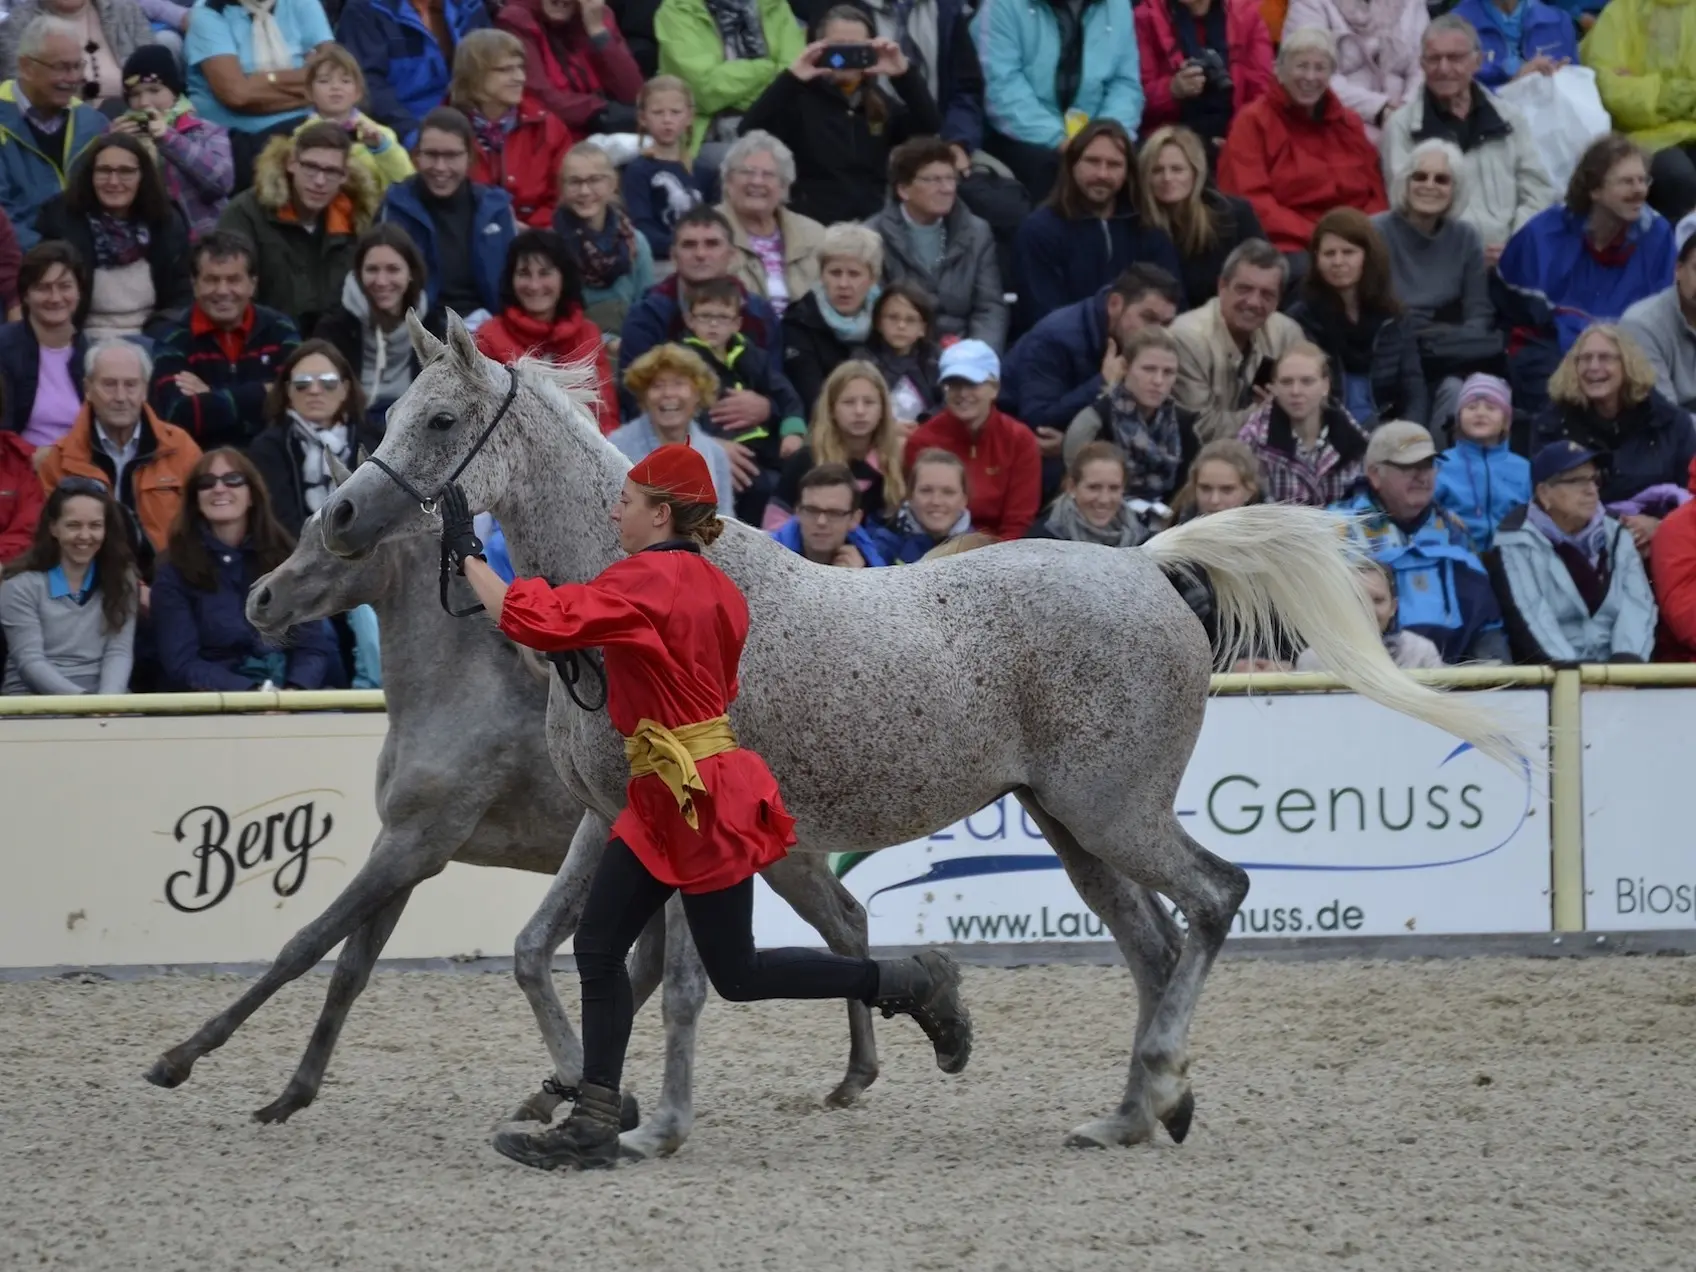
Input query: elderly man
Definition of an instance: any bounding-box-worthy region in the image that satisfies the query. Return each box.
[38,340,202,562]
[769,462,892,568]
[1330,421,1509,664]
[0,16,108,248]
[1620,215,1696,412]
[217,121,380,338]
[150,231,301,448]
[1382,15,1558,267]
[1169,239,1303,442]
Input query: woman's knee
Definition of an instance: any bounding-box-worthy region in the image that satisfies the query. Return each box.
[572,922,625,983]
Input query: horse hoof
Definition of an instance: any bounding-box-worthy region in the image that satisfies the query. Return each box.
[252,1090,310,1125]
[619,1090,640,1133]
[1161,1090,1196,1144]
[143,1054,192,1089]
[1063,1114,1154,1150]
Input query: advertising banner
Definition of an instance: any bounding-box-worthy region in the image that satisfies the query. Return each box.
[754,691,1552,945]
[0,715,554,968]
[1580,689,1696,931]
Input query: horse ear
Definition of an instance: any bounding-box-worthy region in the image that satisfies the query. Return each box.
[407,308,444,362]
[325,447,353,487]
[356,443,370,467]
[444,310,481,370]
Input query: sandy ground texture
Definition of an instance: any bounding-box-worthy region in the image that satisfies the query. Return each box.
[3,957,1694,1272]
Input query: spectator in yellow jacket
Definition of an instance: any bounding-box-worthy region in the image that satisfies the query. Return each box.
[1582,0,1696,221]
[298,43,415,194]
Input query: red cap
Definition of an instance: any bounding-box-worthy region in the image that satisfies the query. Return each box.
[629,444,718,507]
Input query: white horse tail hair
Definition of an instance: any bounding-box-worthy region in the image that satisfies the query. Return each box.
[1141,504,1534,775]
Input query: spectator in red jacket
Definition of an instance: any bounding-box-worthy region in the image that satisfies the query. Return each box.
[903,339,1041,540]
[1136,0,1275,149]
[497,0,645,137]
[474,229,618,432]
[1217,27,1388,261]
[0,430,44,562]
[1651,461,1696,660]
[450,29,576,229]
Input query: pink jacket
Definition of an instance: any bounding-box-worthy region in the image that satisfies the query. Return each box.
[1282,0,1427,141]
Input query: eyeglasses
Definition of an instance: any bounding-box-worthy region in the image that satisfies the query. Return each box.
[295,159,348,184]
[908,173,958,188]
[1546,473,1600,489]
[24,55,86,76]
[797,504,854,522]
[417,147,469,164]
[1410,171,1453,186]
[729,166,780,184]
[290,372,344,392]
[563,174,614,190]
[93,164,142,180]
[688,310,740,327]
[193,471,249,491]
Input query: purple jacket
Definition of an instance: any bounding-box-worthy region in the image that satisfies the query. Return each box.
[156,111,235,240]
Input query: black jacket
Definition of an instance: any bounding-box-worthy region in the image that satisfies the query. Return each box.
[245,413,385,537]
[740,67,943,227]
[313,302,429,423]
[781,290,859,418]
[34,196,193,335]
[679,333,805,467]
[1532,390,1696,505]
[1173,191,1264,311]
[1286,297,1430,428]
[148,304,302,449]
[0,321,87,434]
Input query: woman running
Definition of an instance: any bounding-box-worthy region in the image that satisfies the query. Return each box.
[441,443,972,1172]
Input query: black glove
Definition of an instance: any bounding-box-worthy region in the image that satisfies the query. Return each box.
[439,483,485,575]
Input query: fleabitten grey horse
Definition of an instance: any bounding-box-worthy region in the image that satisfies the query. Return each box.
[141,512,882,1147]
[318,312,1530,1151]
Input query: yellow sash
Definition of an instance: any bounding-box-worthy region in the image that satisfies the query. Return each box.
[624,715,739,830]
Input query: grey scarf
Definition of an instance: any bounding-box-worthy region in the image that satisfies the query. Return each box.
[289,411,351,514]
[1527,502,1608,566]
[1044,493,1145,547]
[705,0,768,60]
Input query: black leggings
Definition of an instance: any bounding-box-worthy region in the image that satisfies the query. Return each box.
[574,839,879,1091]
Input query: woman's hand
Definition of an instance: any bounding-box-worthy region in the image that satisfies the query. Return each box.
[355,117,386,150]
[1623,513,1660,551]
[439,484,486,575]
[779,434,805,458]
[869,37,908,78]
[789,42,829,82]
[1170,61,1207,101]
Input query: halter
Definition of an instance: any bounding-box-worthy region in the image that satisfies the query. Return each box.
[362,365,609,713]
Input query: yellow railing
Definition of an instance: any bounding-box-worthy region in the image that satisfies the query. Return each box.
[7,666,1696,933]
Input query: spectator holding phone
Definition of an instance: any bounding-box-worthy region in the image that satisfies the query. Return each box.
[1136,0,1274,149]
[299,43,414,193]
[117,45,236,243]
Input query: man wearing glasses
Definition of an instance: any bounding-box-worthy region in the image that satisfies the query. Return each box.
[217,120,378,338]
[768,462,891,568]
[0,16,108,249]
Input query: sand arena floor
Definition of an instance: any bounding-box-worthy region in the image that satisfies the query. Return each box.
[3,956,1694,1272]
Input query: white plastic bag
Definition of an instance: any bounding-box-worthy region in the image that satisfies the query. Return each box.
[1495,64,1613,193]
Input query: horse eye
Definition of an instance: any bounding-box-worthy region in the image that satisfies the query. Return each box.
[428,411,457,432]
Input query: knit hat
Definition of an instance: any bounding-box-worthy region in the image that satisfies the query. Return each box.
[1457,373,1512,416]
[122,45,185,100]
[629,444,718,507]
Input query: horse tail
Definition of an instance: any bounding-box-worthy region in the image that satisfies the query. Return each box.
[1140,504,1533,775]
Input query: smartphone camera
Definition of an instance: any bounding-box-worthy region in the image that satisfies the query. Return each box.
[819,43,878,71]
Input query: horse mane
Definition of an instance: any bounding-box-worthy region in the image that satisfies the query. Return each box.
[512,354,619,441]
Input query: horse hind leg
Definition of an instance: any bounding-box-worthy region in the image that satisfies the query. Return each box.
[1018,791,1190,1148]
[759,851,880,1107]
[253,885,415,1124]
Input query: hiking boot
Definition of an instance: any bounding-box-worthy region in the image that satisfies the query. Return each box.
[869,951,972,1074]
[492,1080,623,1171]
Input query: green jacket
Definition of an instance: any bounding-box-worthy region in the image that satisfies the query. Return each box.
[216,135,381,337]
[655,0,804,154]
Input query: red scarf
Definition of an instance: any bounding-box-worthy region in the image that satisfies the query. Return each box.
[499,305,595,361]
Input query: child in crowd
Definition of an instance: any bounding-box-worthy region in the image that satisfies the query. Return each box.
[1297,560,1445,671]
[116,46,234,241]
[680,277,805,522]
[860,283,942,434]
[300,45,414,192]
[621,77,708,263]
[1434,374,1530,554]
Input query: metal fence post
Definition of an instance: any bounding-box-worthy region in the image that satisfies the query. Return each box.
[1549,668,1585,931]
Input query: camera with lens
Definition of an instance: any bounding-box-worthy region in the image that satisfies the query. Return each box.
[1187,49,1233,95]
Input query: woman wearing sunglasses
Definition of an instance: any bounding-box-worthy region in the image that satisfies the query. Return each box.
[1,476,137,695]
[150,448,341,692]
[248,339,376,537]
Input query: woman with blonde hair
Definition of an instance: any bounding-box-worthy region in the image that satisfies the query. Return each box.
[607,343,737,518]
[1137,125,1265,305]
[781,222,883,412]
[764,359,906,528]
[1532,324,1696,541]
[1170,436,1262,522]
[450,29,572,228]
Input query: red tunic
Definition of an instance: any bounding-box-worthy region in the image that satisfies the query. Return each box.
[498,545,796,892]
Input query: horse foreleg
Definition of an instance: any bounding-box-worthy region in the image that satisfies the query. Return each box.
[144,832,440,1091]
[620,895,705,1162]
[251,885,416,1124]
[759,852,879,1107]
[507,810,609,1124]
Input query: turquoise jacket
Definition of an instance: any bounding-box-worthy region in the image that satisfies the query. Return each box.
[972,0,1143,148]
[0,82,106,250]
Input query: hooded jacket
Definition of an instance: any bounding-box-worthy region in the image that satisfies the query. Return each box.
[379,175,515,321]
[496,0,644,134]
[1217,78,1388,252]
[466,93,574,229]
[0,429,42,562]
[216,136,382,337]
[35,403,201,554]
[1433,436,1531,556]
[314,271,424,419]
[475,304,618,433]
[0,80,107,250]
[335,0,492,145]
[973,0,1145,148]
[1532,389,1696,505]
[152,108,236,242]
[1489,504,1657,663]
[868,197,1007,350]
[1581,0,1696,154]
[1013,203,1185,333]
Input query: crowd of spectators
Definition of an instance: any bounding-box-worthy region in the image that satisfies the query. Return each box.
[4,0,1696,698]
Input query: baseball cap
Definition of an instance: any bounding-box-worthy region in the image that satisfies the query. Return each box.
[1677,211,1696,263]
[938,339,1001,385]
[1364,421,1436,468]
[1531,439,1605,486]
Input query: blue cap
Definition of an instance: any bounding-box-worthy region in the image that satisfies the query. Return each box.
[938,339,1001,385]
[1531,440,1605,486]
